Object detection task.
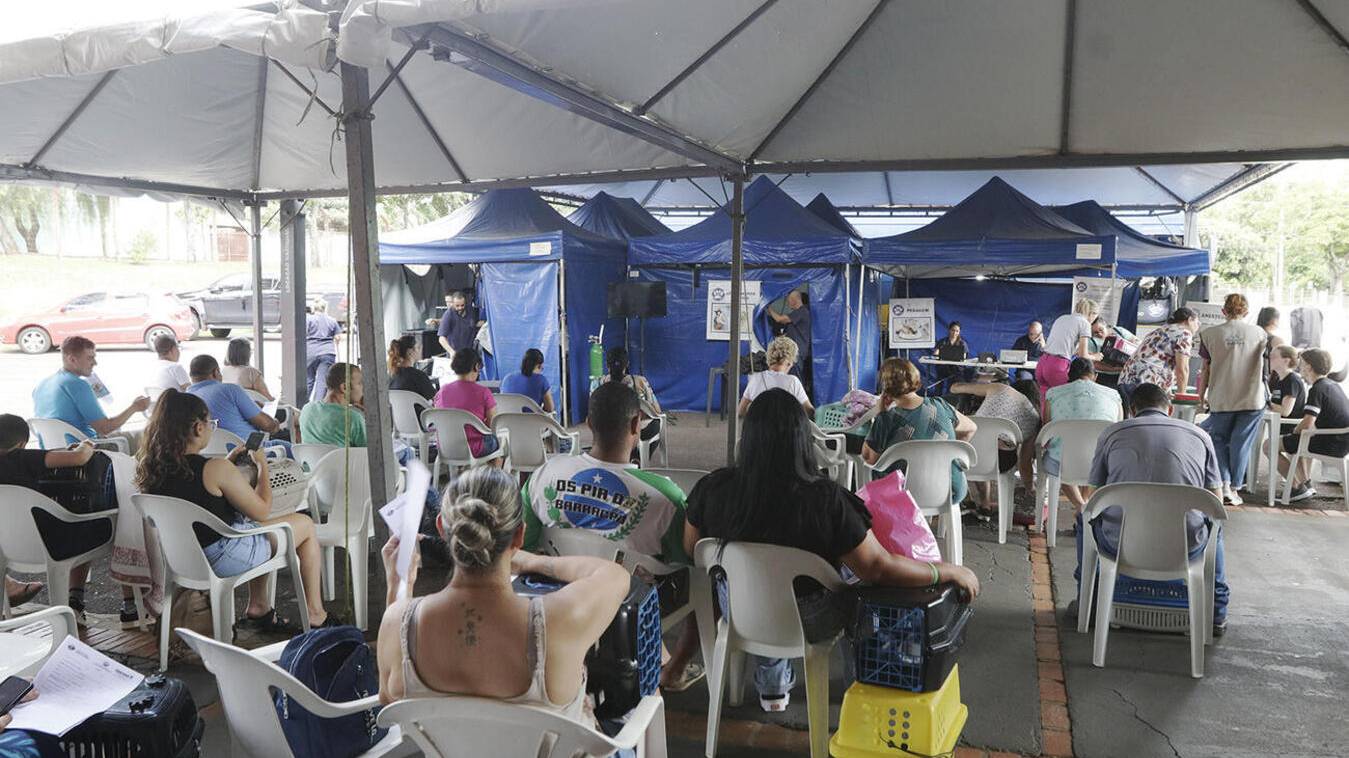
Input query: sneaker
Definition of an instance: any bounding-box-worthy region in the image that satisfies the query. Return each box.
[1226,488,1243,506]
[1212,618,1227,638]
[1285,484,1317,504]
[67,594,87,625]
[760,693,790,713]
[120,606,143,630]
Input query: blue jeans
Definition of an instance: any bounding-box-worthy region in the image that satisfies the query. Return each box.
[1074,512,1229,623]
[1200,410,1264,487]
[306,353,335,403]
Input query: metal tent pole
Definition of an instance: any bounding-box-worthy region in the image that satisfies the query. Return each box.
[558,258,571,427]
[278,200,306,407]
[726,175,746,466]
[855,264,867,388]
[249,202,265,377]
[845,263,855,390]
[340,62,395,508]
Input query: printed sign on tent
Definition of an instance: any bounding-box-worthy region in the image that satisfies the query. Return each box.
[1072,277,1123,325]
[888,298,935,349]
[1187,301,1228,356]
[706,279,760,341]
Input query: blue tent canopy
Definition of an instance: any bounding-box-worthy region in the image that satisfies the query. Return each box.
[378,188,626,423]
[1051,200,1209,278]
[863,177,1116,278]
[567,191,668,239]
[805,193,861,238]
[630,175,857,265]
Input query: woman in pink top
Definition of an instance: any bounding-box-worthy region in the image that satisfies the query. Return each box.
[433,347,500,459]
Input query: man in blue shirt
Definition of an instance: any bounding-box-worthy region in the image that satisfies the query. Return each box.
[32,336,148,442]
[767,289,813,401]
[435,291,480,358]
[305,300,342,403]
[187,355,292,457]
[1077,382,1230,634]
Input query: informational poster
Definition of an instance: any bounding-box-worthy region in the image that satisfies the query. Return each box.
[1072,277,1123,324]
[706,279,760,341]
[1187,301,1227,356]
[888,298,936,349]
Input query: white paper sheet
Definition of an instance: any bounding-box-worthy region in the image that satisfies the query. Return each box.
[6,635,143,735]
[378,459,430,602]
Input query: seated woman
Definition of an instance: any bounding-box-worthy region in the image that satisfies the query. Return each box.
[606,348,662,463]
[685,388,979,712]
[948,377,1041,515]
[738,336,813,418]
[376,466,631,735]
[1043,358,1123,514]
[221,337,274,403]
[1278,348,1349,503]
[1268,345,1306,419]
[862,358,977,506]
[433,347,500,462]
[387,335,437,401]
[500,348,555,414]
[136,390,332,635]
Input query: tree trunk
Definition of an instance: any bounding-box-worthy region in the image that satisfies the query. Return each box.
[98,197,111,257]
[14,209,39,253]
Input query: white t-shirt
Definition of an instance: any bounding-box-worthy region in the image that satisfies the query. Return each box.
[152,360,190,391]
[743,370,809,405]
[1044,313,1092,358]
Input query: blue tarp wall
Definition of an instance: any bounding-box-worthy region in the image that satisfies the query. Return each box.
[380,189,627,423]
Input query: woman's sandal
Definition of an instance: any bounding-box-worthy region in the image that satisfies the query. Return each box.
[661,663,706,693]
[5,580,44,607]
[235,609,301,636]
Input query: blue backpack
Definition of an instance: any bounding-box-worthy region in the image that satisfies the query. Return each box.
[274,626,386,758]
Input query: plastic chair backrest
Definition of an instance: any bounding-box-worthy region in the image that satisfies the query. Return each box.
[388,390,431,436]
[201,428,246,457]
[494,393,544,415]
[421,408,487,463]
[1037,419,1113,485]
[292,443,340,474]
[872,440,975,511]
[26,417,87,449]
[493,412,565,469]
[377,695,621,758]
[0,606,79,676]
[1083,483,1226,573]
[0,485,68,565]
[177,630,304,758]
[307,447,372,524]
[967,416,1023,478]
[540,525,622,562]
[694,539,846,652]
[243,389,267,405]
[131,493,226,584]
[642,468,708,496]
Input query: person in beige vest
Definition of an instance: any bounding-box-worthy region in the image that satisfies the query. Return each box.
[1196,293,1269,505]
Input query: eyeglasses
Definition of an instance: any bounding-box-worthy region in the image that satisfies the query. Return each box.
[198,418,218,431]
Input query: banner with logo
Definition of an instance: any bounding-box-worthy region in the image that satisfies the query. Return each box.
[888,298,936,349]
[1072,277,1124,325]
[706,279,760,341]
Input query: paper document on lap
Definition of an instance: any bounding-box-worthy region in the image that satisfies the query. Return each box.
[6,635,143,735]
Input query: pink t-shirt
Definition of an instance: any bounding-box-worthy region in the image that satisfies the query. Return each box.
[434,380,497,456]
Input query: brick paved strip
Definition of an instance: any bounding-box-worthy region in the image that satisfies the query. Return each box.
[1030,529,1076,758]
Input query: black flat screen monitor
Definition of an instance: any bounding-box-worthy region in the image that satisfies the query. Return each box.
[607,282,667,318]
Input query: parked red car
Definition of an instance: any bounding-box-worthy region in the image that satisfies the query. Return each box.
[0,292,197,354]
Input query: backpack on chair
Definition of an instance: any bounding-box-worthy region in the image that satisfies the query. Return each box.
[274,626,385,758]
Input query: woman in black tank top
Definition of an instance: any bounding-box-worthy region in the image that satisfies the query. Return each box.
[136,390,334,635]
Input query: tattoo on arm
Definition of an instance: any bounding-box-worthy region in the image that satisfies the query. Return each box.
[458,605,484,647]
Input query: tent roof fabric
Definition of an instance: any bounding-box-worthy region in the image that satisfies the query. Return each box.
[1051,200,1210,278]
[629,175,857,266]
[379,187,624,263]
[0,1,1342,201]
[805,193,861,238]
[566,191,669,239]
[864,176,1117,278]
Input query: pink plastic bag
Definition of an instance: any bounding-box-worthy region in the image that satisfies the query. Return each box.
[857,470,943,563]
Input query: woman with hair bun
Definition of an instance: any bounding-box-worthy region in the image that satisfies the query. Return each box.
[387,335,437,400]
[376,466,631,734]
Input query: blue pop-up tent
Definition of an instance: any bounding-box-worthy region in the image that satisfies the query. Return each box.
[628,176,862,411]
[379,188,626,423]
[1051,200,1209,279]
[806,192,887,394]
[806,192,861,238]
[567,191,669,239]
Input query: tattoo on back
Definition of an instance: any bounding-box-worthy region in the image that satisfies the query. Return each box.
[458,605,484,647]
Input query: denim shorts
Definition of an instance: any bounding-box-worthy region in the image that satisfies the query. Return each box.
[203,518,273,577]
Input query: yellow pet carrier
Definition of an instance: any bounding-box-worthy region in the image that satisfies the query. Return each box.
[829,665,967,757]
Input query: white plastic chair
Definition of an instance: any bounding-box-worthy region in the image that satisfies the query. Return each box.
[303,447,379,630]
[492,412,580,475]
[1035,419,1113,548]
[421,408,505,490]
[818,404,878,490]
[1076,483,1226,678]
[178,629,411,758]
[378,693,666,758]
[494,392,547,415]
[132,494,309,671]
[0,485,117,619]
[26,417,129,454]
[540,525,692,632]
[641,468,709,496]
[638,413,669,468]
[0,605,80,678]
[292,443,340,475]
[869,440,975,565]
[1253,412,1301,505]
[389,390,433,462]
[694,540,845,758]
[1279,424,1349,508]
[967,416,1025,544]
[202,428,248,457]
[808,422,852,488]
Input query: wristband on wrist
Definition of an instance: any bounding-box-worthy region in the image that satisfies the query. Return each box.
[928,562,940,587]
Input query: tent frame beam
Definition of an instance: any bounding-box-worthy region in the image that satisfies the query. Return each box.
[1191,162,1292,210]
[636,0,780,116]
[1292,0,1349,56]
[27,70,117,168]
[0,163,257,200]
[415,23,742,173]
[269,60,338,118]
[749,0,888,162]
[1132,167,1186,205]
[640,179,666,206]
[386,59,470,183]
[1058,0,1078,153]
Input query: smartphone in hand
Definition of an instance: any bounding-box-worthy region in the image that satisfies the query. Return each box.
[0,676,33,717]
[245,431,266,451]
